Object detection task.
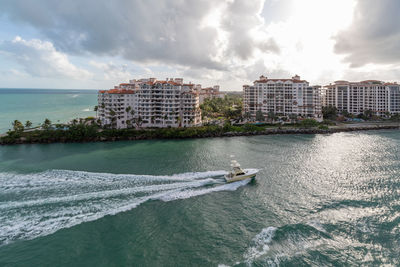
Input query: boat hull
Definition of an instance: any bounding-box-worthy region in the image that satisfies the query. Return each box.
[224,169,258,183]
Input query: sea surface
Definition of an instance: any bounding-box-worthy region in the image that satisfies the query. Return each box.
[0,88,97,133]
[1,130,400,266]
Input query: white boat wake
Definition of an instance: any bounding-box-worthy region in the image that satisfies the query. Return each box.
[0,169,251,246]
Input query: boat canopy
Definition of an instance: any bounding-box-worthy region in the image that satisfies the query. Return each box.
[230,160,241,168]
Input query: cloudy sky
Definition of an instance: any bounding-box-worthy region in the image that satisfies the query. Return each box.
[0,0,399,90]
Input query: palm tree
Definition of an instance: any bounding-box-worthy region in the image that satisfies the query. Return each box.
[126,119,132,128]
[136,116,143,128]
[177,116,182,127]
[25,120,32,129]
[111,117,117,128]
[42,118,52,130]
[94,106,98,118]
[12,120,24,132]
[108,109,116,128]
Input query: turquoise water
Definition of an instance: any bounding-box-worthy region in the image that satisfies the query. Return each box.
[0,89,97,133]
[1,131,400,266]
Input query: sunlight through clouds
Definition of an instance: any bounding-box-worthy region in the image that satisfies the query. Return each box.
[0,0,399,89]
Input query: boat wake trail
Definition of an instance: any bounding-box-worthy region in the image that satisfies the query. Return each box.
[0,169,249,246]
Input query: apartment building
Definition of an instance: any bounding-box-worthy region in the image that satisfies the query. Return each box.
[243,75,322,120]
[98,78,202,128]
[98,88,137,129]
[197,85,224,104]
[323,80,400,116]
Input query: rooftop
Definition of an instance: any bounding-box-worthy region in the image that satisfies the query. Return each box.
[99,89,136,94]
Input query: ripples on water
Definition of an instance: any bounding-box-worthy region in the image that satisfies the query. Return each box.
[0,169,255,246]
[0,131,400,266]
[233,132,400,266]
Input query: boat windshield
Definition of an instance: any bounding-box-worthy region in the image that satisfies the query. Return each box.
[233,167,245,175]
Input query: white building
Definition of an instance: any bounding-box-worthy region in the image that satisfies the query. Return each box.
[98,88,137,129]
[323,80,400,116]
[98,78,202,128]
[243,75,322,121]
[197,85,224,104]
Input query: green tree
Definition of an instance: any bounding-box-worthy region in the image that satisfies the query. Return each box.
[341,110,351,118]
[256,110,265,121]
[136,116,143,128]
[289,114,297,122]
[42,118,52,130]
[94,106,98,117]
[299,119,319,128]
[363,109,374,120]
[109,109,117,128]
[12,120,24,132]
[25,120,32,129]
[322,106,338,120]
[267,111,277,122]
[111,117,117,128]
[200,94,243,120]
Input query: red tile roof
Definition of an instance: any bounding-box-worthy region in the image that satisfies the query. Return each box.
[255,79,308,84]
[99,89,136,94]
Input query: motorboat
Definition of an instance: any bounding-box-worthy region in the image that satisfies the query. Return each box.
[224,160,258,183]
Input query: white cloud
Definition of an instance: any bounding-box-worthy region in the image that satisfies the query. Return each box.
[0,36,92,79]
[335,0,400,67]
[89,60,132,81]
[0,1,280,72]
[1,0,399,90]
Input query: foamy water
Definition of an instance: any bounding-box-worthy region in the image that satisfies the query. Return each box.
[0,169,253,246]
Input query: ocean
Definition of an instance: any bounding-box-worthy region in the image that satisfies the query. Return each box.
[1,130,400,266]
[0,89,97,133]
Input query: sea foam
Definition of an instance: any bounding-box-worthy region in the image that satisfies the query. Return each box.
[244,226,277,263]
[0,169,248,246]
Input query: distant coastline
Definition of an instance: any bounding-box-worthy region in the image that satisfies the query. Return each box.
[1,122,398,145]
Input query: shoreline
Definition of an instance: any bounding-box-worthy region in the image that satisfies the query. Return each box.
[1,123,399,145]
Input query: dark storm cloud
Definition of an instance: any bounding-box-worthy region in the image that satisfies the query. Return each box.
[0,0,279,70]
[334,0,400,67]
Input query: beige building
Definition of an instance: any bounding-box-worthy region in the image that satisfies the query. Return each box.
[323,80,400,116]
[98,88,137,129]
[197,85,224,104]
[98,78,202,128]
[243,75,322,121]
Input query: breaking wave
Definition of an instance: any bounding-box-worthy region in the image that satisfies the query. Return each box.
[0,169,251,246]
[244,227,277,264]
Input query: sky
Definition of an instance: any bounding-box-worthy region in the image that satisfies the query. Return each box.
[0,0,399,91]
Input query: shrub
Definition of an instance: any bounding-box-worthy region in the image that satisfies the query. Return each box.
[298,119,319,128]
